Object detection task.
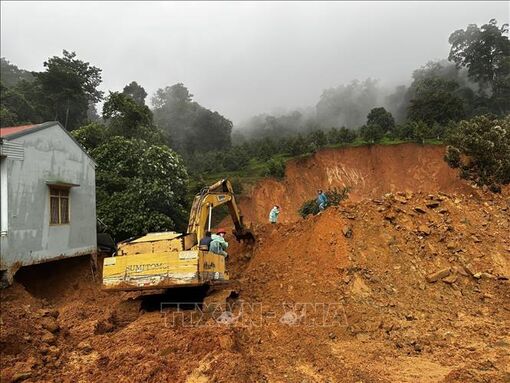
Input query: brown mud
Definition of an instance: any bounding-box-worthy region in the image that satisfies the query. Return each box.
[1,144,509,382]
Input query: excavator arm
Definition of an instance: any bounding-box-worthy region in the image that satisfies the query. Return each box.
[187,179,255,243]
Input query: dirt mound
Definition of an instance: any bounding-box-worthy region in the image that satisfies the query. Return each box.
[2,144,510,382]
[241,144,473,223]
[232,191,510,382]
[1,256,255,383]
[1,191,509,382]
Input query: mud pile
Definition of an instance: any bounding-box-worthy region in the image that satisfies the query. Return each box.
[1,144,510,382]
[1,257,253,383]
[235,191,510,382]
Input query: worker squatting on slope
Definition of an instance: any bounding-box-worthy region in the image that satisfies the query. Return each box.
[317,190,328,211]
[269,205,280,224]
[210,228,229,256]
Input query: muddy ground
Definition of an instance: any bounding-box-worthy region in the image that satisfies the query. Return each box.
[1,144,509,383]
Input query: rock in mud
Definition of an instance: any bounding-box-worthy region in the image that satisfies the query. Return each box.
[442,274,458,284]
[12,372,31,382]
[426,201,440,209]
[385,212,397,222]
[41,317,59,333]
[48,346,61,357]
[77,341,93,353]
[342,226,353,238]
[426,268,451,283]
[394,195,407,204]
[414,206,426,214]
[41,331,56,345]
[418,225,431,236]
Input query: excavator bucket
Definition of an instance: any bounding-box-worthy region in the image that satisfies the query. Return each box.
[233,228,256,243]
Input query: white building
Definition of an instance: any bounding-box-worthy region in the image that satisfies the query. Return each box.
[0,121,97,285]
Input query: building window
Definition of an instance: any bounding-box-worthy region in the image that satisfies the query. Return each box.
[50,187,70,224]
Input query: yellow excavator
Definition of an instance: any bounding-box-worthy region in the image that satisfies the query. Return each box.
[102,179,254,291]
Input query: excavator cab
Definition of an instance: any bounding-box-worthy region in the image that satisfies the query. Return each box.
[102,179,254,291]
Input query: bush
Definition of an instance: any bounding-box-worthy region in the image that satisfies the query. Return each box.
[445,115,510,192]
[265,158,286,178]
[287,134,309,156]
[360,124,384,143]
[72,122,108,151]
[222,147,250,171]
[298,187,350,218]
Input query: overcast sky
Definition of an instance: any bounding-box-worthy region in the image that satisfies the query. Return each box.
[1,1,508,123]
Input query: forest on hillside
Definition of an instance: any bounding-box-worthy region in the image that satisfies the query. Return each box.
[1,19,509,239]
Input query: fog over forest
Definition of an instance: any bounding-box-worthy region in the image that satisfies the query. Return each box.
[235,59,480,140]
[1,1,507,131]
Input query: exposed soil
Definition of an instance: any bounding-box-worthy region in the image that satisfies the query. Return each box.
[240,143,473,223]
[1,144,509,383]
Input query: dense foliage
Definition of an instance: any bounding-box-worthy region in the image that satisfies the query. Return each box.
[445,115,510,192]
[91,137,188,240]
[449,19,510,114]
[265,158,286,178]
[122,81,148,105]
[72,87,189,240]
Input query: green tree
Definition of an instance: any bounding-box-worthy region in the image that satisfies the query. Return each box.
[71,122,109,151]
[92,137,189,240]
[449,19,510,115]
[327,127,357,144]
[122,81,148,105]
[360,124,384,143]
[265,158,286,178]
[0,57,34,87]
[152,83,232,154]
[32,50,103,130]
[222,146,250,171]
[287,134,308,156]
[367,107,395,132]
[410,120,435,144]
[445,115,510,192]
[307,130,328,151]
[102,91,161,142]
[0,82,40,127]
[408,77,465,125]
[393,123,414,140]
[191,107,232,153]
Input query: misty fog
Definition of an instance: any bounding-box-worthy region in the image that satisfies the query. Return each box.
[1,1,508,129]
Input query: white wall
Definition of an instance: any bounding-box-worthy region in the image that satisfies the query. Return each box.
[0,124,96,272]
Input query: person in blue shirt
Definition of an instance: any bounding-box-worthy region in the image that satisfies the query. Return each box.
[317,189,328,212]
[269,205,280,224]
[199,231,213,250]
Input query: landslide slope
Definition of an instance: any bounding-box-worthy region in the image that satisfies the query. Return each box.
[2,191,508,383]
[241,143,472,223]
[2,144,510,383]
[233,191,510,382]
